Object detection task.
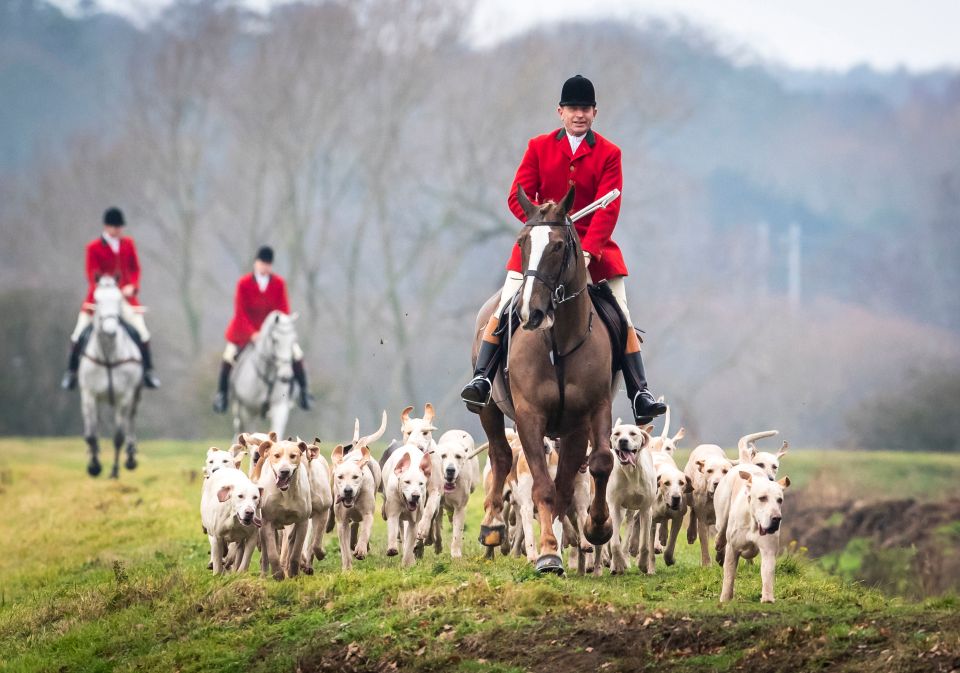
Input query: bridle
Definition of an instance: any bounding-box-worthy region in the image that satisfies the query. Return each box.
[522,217,588,308]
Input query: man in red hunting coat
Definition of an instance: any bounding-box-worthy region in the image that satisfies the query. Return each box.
[461,75,666,424]
[212,246,312,413]
[61,207,160,390]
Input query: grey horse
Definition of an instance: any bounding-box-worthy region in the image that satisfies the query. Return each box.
[231,310,299,438]
[78,277,143,478]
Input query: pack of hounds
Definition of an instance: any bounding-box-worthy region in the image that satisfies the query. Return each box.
[200,400,791,603]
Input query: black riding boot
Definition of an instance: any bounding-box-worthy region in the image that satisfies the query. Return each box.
[622,350,667,425]
[292,359,313,410]
[212,361,232,414]
[140,341,160,389]
[461,339,503,413]
[61,339,83,390]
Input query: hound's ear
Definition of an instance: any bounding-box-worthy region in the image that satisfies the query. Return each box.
[297,441,309,454]
[696,459,706,473]
[400,406,414,425]
[642,424,655,435]
[778,476,791,488]
[419,453,432,478]
[614,417,622,428]
[314,437,322,446]
[394,452,411,476]
[358,445,371,467]
[269,432,278,442]
[258,487,264,499]
[560,185,575,215]
[684,476,694,494]
[673,427,686,442]
[747,441,758,458]
[259,440,273,453]
[738,470,753,483]
[656,474,662,487]
[423,402,435,423]
[307,444,321,461]
[238,434,248,446]
[777,441,789,458]
[517,184,537,220]
[233,450,247,468]
[286,436,293,442]
[217,485,233,503]
[331,444,345,465]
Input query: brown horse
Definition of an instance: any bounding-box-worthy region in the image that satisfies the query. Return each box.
[474,185,615,574]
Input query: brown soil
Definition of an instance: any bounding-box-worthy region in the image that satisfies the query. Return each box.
[297,606,960,673]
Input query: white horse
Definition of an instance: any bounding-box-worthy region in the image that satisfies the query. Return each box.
[231,310,300,438]
[78,277,143,478]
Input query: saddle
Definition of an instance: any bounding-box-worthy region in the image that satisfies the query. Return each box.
[494,280,635,378]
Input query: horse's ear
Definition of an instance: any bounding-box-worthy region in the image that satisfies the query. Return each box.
[560,185,575,215]
[517,184,537,220]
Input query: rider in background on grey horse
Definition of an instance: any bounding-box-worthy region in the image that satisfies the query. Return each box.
[61,207,160,391]
[212,246,312,414]
[461,75,667,425]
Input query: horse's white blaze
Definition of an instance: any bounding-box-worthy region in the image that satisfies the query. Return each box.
[521,227,550,321]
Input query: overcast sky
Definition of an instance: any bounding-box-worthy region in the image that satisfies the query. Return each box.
[52,0,960,71]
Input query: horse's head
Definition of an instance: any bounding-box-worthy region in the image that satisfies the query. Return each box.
[515,185,581,330]
[260,311,298,380]
[93,276,124,335]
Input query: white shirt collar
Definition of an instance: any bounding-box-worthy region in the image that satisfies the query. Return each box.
[567,131,586,154]
[102,232,121,253]
[254,272,271,292]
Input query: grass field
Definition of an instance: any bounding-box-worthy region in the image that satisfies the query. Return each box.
[1,438,959,672]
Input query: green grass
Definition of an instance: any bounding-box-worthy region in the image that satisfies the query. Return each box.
[0,438,958,672]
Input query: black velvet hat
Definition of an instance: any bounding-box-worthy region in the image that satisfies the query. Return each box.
[559,75,596,107]
[256,246,274,264]
[103,207,125,226]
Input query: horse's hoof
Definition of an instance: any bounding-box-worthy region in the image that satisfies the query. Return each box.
[109,467,119,479]
[87,461,102,477]
[413,539,424,559]
[535,554,565,576]
[302,566,314,575]
[585,518,613,546]
[315,549,326,561]
[665,555,675,566]
[125,457,137,470]
[479,524,506,548]
[207,561,214,570]
[386,548,398,557]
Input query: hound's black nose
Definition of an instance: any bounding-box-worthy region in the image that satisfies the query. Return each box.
[343,486,354,497]
[618,438,631,450]
[670,495,681,509]
[768,517,782,532]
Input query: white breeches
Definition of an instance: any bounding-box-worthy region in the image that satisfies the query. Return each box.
[494,271,634,327]
[223,341,303,364]
[70,305,150,342]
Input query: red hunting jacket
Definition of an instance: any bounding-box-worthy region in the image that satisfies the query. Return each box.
[83,236,141,311]
[224,273,291,347]
[507,128,628,282]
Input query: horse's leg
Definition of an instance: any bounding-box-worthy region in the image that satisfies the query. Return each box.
[552,425,589,540]
[110,404,126,479]
[81,390,102,477]
[585,405,615,547]
[125,391,139,470]
[515,417,563,572]
[269,394,290,439]
[478,406,511,548]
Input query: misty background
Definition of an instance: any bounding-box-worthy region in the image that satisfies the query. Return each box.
[1,0,958,450]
